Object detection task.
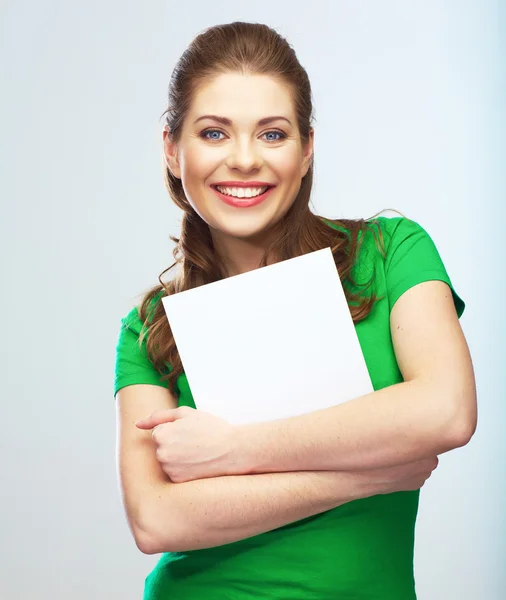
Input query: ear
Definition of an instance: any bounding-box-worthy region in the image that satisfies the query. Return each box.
[301,128,314,178]
[163,126,181,179]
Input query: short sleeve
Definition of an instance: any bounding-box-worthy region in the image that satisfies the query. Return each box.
[381,217,465,318]
[113,303,172,399]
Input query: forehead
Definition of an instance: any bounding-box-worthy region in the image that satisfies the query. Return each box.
[187,72,296,124]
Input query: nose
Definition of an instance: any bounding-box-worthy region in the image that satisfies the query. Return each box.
[225,137,263,172]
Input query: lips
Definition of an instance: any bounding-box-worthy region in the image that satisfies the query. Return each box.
[211,181,276,187]
[210,183,276,200]
[211,183,276,208]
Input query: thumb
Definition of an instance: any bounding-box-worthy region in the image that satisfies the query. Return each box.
[135,408,180,429]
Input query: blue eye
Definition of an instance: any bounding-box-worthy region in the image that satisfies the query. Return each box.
[202,129,225,141]
[264,131,285,142]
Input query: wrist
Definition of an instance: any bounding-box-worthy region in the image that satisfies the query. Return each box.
[230,422,269,475]
[341,470,377,502]
[318,470,363,506]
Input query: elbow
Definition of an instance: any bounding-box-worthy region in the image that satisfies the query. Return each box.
[129,512,162,554]
[133,524,180,555]
[132,505,185,555]
[133,526,161,555]
[449,418,477,449]
[445,398,478,450]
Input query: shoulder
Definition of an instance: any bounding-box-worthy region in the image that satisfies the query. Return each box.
[372,215,431,245]
[121,289,167,337]
[321,214,404,243]
[321,214,436,262]
[363,216,446,270]
[366,215,415,239]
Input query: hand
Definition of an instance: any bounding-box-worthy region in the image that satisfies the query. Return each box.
[135,406,241,483]
[350,456,439,498]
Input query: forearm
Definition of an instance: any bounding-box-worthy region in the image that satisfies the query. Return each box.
[146,469,362,553]
[238,379,473,474]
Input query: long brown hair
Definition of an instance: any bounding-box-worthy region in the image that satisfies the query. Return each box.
[137,22,404,395]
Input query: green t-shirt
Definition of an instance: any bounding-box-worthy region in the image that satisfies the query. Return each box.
[114,216,465,600]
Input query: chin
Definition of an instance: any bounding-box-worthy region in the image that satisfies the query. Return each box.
[220,223,270,240]
[209,213,273,239]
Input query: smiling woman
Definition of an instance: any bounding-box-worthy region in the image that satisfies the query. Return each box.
[113,20,476,600]
[163,71,313,244]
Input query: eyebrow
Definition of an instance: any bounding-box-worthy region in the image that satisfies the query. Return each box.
[193,115,293,127]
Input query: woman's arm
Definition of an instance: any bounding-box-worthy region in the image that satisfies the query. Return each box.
[144,457,436,554]
[147,470,358,553]
[117,383,356,554]
[236,281,477,474]
[117,383,435,555]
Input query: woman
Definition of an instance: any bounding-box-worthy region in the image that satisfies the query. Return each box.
[114,21,477,600]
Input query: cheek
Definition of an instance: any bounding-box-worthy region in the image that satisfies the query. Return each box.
[179,149,221,216]
[273,147,304,178]
[183,144,223,177]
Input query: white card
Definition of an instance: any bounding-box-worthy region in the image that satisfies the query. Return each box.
[161,247,373,425]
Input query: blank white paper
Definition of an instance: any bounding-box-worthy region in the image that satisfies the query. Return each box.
[161,247,373,425]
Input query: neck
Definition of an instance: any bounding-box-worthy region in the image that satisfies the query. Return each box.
[210,227,275,277]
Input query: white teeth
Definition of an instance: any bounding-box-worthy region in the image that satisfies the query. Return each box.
[215,186,269,198]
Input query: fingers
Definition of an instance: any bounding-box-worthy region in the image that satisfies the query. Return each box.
[413,456,439,488]
[135,408,177,429]
[420,456,439,473]
[135,405,194,429]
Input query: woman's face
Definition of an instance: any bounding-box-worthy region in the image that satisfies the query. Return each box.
[163,72,314,244]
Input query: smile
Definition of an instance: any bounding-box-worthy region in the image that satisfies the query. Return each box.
[216,185,269,198]
[211,185,276,208]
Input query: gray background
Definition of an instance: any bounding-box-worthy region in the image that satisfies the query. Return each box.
[1,1,504,598]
